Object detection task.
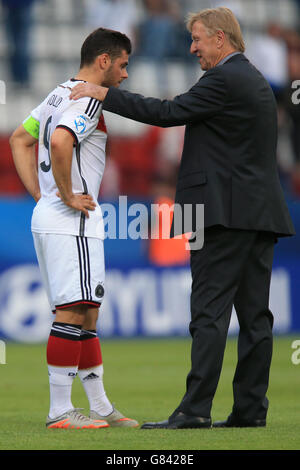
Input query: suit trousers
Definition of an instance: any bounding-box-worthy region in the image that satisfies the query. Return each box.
[172,225,275,422]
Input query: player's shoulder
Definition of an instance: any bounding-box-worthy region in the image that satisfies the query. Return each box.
[61,80,101,118]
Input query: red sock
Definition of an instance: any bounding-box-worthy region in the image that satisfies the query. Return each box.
[47,336,81,367]
[78,330,102,370]
[47,322,82,367]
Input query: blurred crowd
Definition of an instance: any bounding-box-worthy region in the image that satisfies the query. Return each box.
[0,0,300,202]
[245,18,300,200]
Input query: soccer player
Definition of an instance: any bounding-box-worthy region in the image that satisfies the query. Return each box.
[10,28,139,429]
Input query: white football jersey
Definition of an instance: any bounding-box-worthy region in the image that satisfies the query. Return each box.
[28,79,107,239]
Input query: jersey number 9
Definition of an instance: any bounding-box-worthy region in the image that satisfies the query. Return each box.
[40,115,52,172]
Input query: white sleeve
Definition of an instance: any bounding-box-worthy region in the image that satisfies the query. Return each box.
[22,99,47,139]
[56,97,102,144]
[22,99,45,127]
[30,101,44,122]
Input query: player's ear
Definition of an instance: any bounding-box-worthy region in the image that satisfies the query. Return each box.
[98,53,111,70]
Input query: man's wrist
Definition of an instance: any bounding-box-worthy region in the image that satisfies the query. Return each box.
[58,191,74,205]
[33,191,41,202]
[98,86,108,101]
[103,87,109,100]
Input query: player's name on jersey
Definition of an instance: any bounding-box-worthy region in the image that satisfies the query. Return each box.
[47,94,63,108]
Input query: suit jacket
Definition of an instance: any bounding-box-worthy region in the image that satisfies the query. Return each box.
[103,53,295,238]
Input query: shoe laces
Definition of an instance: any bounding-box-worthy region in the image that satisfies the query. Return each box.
[69,409,95,423]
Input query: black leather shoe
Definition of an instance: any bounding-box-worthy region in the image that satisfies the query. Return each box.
[141,412,211,429]
[213,413,266,428]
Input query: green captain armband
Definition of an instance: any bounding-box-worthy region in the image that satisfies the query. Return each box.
[23,115,40,139]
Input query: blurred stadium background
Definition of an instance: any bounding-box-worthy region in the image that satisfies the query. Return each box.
[0,0,300,343]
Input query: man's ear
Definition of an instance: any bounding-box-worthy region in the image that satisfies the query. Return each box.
[98,53,111,70]
[216,30,226,48]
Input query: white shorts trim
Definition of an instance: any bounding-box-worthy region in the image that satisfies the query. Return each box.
[32,233,105,312]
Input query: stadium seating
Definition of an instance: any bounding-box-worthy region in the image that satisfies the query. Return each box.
[0,0,298,133]
[0,0,299,197]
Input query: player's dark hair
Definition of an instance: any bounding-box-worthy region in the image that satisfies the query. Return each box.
[80,28,132,68]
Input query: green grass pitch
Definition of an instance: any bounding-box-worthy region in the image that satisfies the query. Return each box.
[0,336,299,450]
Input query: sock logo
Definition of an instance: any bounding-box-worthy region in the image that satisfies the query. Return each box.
[68,372,77,377]
[83,372,99,381]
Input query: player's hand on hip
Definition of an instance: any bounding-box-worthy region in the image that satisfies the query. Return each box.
[69,83,108,102]
[56,192,96,218]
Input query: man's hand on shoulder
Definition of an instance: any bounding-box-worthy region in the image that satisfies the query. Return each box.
[69,83,108,102]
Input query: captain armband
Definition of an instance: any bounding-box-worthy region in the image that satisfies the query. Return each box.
[23,115,40,139]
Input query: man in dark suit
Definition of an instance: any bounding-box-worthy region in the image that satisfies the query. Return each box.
[70,8,295,429]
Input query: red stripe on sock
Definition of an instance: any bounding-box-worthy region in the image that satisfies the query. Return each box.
[78,336,102,370]
[47,335,81,367]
